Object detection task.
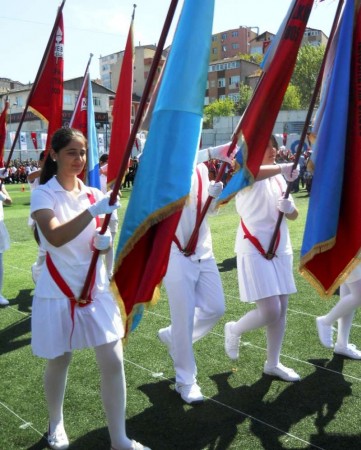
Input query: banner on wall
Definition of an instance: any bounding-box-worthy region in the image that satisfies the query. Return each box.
[41,133,48,150]
[20,132,27,150]
[98,133,105,153]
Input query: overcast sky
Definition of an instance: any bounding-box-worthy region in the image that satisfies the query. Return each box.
[0,0,338,84]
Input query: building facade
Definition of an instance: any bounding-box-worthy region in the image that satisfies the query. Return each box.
[99,45,167,100]
[210,27,259,62]
[206,57,259,105]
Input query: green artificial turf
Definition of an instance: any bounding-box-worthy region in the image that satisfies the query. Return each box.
[1,183,360,449]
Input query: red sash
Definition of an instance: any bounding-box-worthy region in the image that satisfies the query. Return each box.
[46,191,100,346]
[241,176,283,259]
[173,167,202,256]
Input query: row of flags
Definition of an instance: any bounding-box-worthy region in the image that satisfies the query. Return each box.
[1,0,358,337]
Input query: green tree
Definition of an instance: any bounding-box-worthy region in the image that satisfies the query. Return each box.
[203,97,235,127]
[292,44,325,108]
[281,84,301,110]
[237,82,253,114]
[237,53,264,65]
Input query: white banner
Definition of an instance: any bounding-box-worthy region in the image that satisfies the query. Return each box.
[41,133,47,150]
[20,132,27,150]
[98,133,105,153]
[9,131,16,146]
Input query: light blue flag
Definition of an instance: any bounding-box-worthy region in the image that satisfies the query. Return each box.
[300,0,354,292]
[112,0,215,335]
[86,76,100,189]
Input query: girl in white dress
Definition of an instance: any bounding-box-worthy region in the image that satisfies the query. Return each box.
[0,176,12,306]
[30,128,150,450]
[224,136,301,382]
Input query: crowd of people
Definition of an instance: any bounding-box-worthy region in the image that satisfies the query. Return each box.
[1,128,360,450]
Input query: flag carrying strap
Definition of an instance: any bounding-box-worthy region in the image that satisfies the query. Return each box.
[45,191,100,346]
[241,176,283,260]
[241,219,280,259]
[173,167,202,256]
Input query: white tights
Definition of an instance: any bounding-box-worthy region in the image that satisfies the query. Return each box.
[321,279,361,347]
[44,340,132,449]
[0,253,3,294]
[232,295,289,367]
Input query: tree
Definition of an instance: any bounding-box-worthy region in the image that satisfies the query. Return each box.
[281,84,301,110]
[237,53,264,65]
[292,44,325,108]
[237,82,253,114]
[203,97,235,127]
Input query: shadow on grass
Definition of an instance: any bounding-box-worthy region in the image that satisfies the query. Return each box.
[218,256,237,272]
[122,357,356,450]
[249,356,354,449]
[0,288,33,355]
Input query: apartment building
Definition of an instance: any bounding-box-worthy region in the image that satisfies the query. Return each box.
[206,57,259,105]
[99,45,167,99]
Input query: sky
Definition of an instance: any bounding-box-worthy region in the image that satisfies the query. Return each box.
[1,0,339,85]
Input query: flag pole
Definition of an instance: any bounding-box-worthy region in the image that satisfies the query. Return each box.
[69,53,93,126]
[4,0,66,169]
[265,0,344,259]
[79,0,180,301]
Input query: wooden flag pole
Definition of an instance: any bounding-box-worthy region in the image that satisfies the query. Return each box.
[265,0,344,259]
[79,0,180,301]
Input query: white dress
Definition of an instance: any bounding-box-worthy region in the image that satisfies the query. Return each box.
[30,176,123,359]
[0,201,10,253]
[235,175,296,302]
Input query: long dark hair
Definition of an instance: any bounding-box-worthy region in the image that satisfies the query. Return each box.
[270,134,279,151]
[39,128,86,185]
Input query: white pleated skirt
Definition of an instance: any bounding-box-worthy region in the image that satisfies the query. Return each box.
[0,221,10,252]
[31,291,124,359]
[237,252,296,302]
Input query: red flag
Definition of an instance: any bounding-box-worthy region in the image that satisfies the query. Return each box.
[218,0,314,204]
[0,100,9,167]
[107,14,134,187]
[28,12,64,153]
[31,132,38,149]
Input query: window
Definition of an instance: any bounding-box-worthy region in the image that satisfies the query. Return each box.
[93,97,101,107]
[232,31,238,37]
[228,93,240,102]
[212,35,218,42]
[63,94,72,105]
[219,95,226,100]
[228,75,240,85]
[210,80,216,88]
[218,78,226,88]
[212,48,218,54]
[15,96,23,107]
[232,43,239,49]
[221,33,227,39]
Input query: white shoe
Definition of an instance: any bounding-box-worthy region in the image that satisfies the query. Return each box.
[316,317,334,348]
[157,327,174,359]
[175,382,204,404]
[0,295,9,306]
[224,321,240,360]
[263,362,301,382]
[334,343,361,360]
[47,426,69,450]
[111,441,151,450]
